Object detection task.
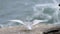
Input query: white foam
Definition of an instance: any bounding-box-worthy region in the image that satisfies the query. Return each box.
[33,0,60,25]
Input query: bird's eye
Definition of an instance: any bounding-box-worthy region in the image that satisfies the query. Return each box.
[58,4,60,7]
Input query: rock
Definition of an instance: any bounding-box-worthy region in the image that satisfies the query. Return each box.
[0,24,59,34]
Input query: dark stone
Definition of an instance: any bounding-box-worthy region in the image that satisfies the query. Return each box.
[43,30,59,34]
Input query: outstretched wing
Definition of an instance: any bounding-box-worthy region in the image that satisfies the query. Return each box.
[9,20,33,30]
[32,19,48,26]
[8,20,26,25]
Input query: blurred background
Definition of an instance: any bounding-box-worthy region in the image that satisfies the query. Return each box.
[0,0,60,28]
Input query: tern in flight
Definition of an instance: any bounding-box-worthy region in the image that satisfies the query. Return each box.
[8,19,48,30]
[8,0,60,30]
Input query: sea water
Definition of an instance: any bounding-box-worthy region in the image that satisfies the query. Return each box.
[0,0,60,28]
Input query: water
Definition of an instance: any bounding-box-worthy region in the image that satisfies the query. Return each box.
[0,0,60,28]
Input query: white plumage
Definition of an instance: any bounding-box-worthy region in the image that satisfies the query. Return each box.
[8,19,48,30]
[8,0,59,30]
[9,20,25,25]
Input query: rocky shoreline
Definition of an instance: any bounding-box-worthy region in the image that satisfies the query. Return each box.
[0,24,60,34]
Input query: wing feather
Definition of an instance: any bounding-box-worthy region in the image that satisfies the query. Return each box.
[8,20,26,25]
